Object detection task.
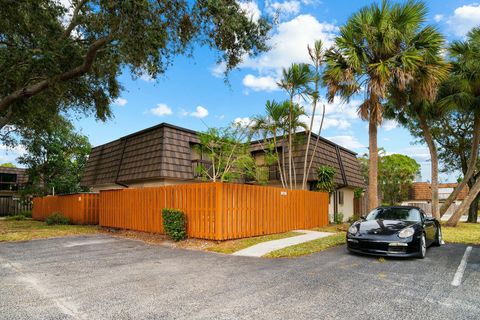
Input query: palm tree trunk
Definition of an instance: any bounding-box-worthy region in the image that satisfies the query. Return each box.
[368,116,378,210]
[288,96,293,189]
[306,104,326,185]
[440,116,480,216]
[446,175,480,226]
[419,114,439,218]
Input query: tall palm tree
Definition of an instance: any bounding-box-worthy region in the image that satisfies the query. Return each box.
[442,28,480,226]
[323,0,437,210]
[386,26,450,218]
[278,63,312,189]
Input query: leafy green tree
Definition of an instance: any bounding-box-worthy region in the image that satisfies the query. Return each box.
[379,154,420,205]
[316,165,336,193]
[439,28,480,226]
[0,162,16,168]
[0,0,270,141]
[323,0,441,210]
[194,123,258,183]
[18,116,91,195]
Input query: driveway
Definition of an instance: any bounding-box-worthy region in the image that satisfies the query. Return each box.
[1,235,479,320]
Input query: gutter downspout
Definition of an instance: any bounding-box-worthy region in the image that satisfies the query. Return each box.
[114,139,129,188]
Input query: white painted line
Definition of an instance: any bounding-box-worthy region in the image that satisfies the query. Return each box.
[451,246,472,287]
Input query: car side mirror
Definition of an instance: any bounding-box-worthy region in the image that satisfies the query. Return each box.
[360,216,366,221]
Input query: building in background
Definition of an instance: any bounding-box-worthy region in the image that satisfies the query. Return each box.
[0,167,29,216]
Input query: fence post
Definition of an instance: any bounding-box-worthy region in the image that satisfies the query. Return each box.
[215,182,224,240]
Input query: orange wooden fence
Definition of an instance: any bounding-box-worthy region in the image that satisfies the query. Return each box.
[100,183,328,240]
[32,193,99,225]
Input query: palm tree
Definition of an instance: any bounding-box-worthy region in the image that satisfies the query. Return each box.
[302,40,326,190]
[278,63,312,189]
[323,0,438,210]
[442,28,480,226]
[252,100,307,189]
[386,27,450,218]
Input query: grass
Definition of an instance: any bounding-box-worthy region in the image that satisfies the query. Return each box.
[264,232,346,258]
[206,231,302,254]
[442,222,480,245]
[0,219,100,242]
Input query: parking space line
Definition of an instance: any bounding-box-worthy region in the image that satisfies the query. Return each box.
[451,246,473,287]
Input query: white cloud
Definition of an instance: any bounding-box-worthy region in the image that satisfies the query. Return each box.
[211,62,226,78]
[112,97,127,107]
[381,119,398,131]
[241,14,337,74]
[446,4,480,36]
[234,117,253,127]
[242,74,279,92]
[239,1,261,22]
[0,144,27,165]
[326,135,365,150]
[268,1,301,17]
[190,106,209,118]
[140,73,155,82]
[150,103,173,116]
[434,14,444,22]
[300,97,361,133]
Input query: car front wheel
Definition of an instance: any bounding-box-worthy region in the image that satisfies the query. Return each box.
[434,225,442,246]
[418,234,427,259]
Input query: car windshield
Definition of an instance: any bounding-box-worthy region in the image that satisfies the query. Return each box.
[365,207,421,222]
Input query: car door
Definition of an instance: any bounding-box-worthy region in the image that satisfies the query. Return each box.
[421,210,435,245]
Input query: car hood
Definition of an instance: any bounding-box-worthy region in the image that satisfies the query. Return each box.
[357,220,419,236]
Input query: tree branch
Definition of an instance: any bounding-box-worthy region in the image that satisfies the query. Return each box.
[63,0,89,38]
[0,35,111,113]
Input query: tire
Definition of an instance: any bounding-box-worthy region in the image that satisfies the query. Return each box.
[434,225,442,247]
[417,234,427,259]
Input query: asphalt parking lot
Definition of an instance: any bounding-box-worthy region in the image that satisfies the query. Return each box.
[1,235,479,320]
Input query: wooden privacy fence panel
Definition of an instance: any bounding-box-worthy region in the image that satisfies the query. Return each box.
[32,193,99,224]
[99,182,328,240]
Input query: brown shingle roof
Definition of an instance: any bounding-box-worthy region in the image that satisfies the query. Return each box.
[81,123,364,188]
[409,182,468,201]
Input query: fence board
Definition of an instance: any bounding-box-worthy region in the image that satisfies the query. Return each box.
[32,193,99,224]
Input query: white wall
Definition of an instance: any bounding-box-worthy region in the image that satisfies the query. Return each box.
[328,187,355,222]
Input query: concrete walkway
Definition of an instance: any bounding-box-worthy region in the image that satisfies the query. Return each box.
[232,230,335,257]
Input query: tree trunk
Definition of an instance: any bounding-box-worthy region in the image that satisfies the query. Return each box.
[446,176,480,226]
[441,116,480,216]
[368,116,378,210]
[419,115,439,218]
[288,97,293,189]
[467,191,479,223]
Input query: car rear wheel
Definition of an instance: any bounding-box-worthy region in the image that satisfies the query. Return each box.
[417,234,427,259]
[434,225,442,247]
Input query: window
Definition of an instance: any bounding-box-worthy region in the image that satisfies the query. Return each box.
[338,190,344,205]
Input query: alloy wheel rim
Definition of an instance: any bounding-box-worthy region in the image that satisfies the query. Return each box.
[421,236,426,256]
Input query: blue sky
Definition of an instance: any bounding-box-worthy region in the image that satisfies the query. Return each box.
[3,0,480,182]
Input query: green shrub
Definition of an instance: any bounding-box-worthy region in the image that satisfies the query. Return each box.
[5,214,27,221]
[333,212,344,225]
[162,208,187,241]
[45,212,71,225]
[347,214,360,223]
[20,211,32,218]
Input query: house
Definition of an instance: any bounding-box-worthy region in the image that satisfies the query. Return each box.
[80,123,364,221]
[0,167,29,216]
[401,182,468,214]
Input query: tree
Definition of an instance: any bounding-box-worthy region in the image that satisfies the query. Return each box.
[431,111,479,223]
[0,162,16,168]
[18,117,91,196]
[0,0,270,141]
[278,63,312,189]
[252,100,307,188]
[194,124,258,183]
[302,40,326,190]
[316,165,336,193]
[323,0,439,210]
[379,154,420,205]
[440,28,480,225]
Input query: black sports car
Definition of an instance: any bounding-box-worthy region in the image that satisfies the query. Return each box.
[346,206,442,258]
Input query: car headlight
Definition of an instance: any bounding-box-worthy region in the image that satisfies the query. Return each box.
[398,227,415,238]
[348,225,358,235]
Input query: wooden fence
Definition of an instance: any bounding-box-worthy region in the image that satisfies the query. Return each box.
[32,193,99,224]
[100,182,329,240]
[0,196,32,216]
